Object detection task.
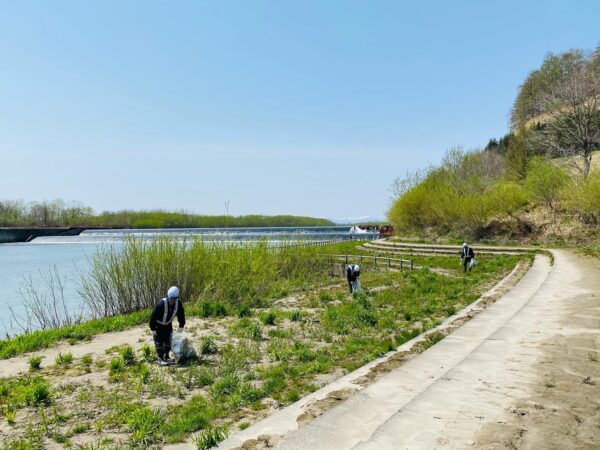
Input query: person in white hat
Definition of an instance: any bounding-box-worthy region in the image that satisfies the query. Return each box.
[149,286,186,363]
[460,243,475,273]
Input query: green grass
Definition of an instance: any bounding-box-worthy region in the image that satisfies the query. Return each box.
[28,355,43,371]
[0,376,52,408]
[164,396,216,443]
[193,425,228,450]
[54,352,73,366]
[0,251,524,448]
[0,240,365,360]
[584,240,600,259]
[200,336,218,356]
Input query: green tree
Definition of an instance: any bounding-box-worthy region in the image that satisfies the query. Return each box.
[523,157,569,213]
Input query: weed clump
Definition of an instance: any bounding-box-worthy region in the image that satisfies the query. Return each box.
[200,336,218,356]
[230,318,262,341]
[194,425,228,450]
[120,345,136,366]
[28,356,43,371]
[259,310,277,326]
[55,352,73,366]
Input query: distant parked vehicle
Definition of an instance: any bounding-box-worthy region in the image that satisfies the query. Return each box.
[379,225,394,237]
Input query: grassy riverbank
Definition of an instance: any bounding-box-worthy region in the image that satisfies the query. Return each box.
[0,248,524,449]
[3,240,363,358]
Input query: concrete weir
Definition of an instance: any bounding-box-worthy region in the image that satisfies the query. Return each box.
[216,249,600,450]
[0,227,86,243]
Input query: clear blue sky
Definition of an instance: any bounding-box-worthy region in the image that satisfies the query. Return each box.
[1,1,598,222]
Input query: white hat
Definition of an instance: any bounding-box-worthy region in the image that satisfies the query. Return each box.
[167,286,179,299]
[462,243,467,247]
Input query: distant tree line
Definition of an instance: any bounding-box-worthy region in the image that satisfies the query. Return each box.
[0,200,334,228]
[0,199,93,227]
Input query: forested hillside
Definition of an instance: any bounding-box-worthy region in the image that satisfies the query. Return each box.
[388,45,600,244]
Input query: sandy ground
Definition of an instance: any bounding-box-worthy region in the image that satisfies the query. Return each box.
[473,250,600,449]
[224,250,599,450]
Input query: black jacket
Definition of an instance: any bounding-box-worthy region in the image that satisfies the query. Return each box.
[149,298,186,331]
[461,246,475,259]
[346,266,360,282]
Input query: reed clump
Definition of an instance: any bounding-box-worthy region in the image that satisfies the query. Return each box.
[80,237,331,318]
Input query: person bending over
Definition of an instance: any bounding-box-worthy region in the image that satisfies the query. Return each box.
[149,286,185,363]
[345,264,361,293]
[461,243,475,273]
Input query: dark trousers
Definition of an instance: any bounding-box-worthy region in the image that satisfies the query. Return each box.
[463,257,473,272]
[153,326,172,359]
[347,277,357,293]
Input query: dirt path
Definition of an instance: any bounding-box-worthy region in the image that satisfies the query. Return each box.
[226,250,599,449]
[0,281,351,378]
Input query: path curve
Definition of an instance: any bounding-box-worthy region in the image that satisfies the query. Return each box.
[223,249,600,449]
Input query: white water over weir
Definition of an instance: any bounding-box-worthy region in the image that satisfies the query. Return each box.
[30,226,376,244]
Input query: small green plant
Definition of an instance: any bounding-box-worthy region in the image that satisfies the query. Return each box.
[108,357,125,381]
[237,304,252,318]
[194,425,228,450]
[120,345,136,366]
[259,310,277,326]
[284,390,301,403]
[127,406,166,447]
[164,396,216,440]
[81,354,93,366]
[140,344,154,361]
[200,336,218,355]
[51,432,70,444]
[445,305,457,316]
[55,352,73,366]
[28,356,43,371]
[239,421,250,430]
[230,318,262,341]
[195,367,215,388]
[2,404,17,424]
[72,423,90,434]
[289,310,302,322]
[26,379,51,406]
[319,292,333,303]
[210,373,239,398]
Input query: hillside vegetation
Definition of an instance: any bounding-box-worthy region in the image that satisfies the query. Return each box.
[388,45,600,243]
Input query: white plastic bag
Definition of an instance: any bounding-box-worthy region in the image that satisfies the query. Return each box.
[171,330,195,360]
[469,258,476,268]
[352,279,362,293]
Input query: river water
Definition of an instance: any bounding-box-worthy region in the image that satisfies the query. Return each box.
[0,227,373,337]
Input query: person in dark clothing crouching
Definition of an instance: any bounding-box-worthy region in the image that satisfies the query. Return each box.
[460,243,475,273]
[149,286,185,363]
[345,264,361,293]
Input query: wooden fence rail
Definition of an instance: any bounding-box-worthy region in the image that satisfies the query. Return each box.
[318,253,414,270]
